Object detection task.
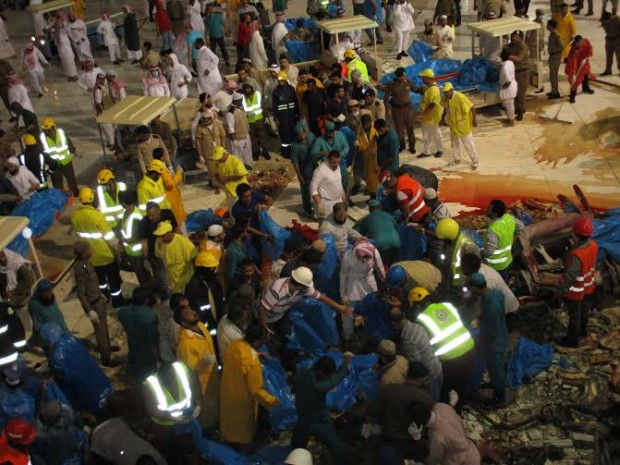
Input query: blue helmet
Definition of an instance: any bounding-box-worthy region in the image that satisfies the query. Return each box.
[385,265,407,289]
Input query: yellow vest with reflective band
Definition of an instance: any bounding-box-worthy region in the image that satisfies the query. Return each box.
[243,91,263,123]
[121,207,145,257]
[97,182,127,228]
[144,362,193,426]
[451,232,474,286]
[137,176,171,211]
[417,302,474,360]
[319,0,329,8]
[71,205,116,267]
[40,128,72,166]
[484,213,516,271]
[347,58,370,83]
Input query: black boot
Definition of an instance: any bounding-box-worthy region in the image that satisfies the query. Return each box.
[569,91,576,103]
[582,75,595,94]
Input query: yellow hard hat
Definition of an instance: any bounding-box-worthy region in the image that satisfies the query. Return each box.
[22,134,37,146]
[277,71,288,81]
[153,220,173,236]
[97,168,115,185]
[442,82,454,92]
[408,286,430,305]
[418,68,435,78]
[211,146,226,161]
[435,218,460,241]
[195,250,221,268]
[344,48,356,59]
[41,117,56,130]
[78,186,94,204]
[147,159,166,174]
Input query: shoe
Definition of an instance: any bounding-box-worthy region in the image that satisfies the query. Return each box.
[447,160,461,167]
[9,116,17,122]
[434,151,443,158]
[351,184,361,196]
[401,50,408,57]
[546,92,553,96]
[585,11,593,15]
[416,153,432,158]
[583,88,595,94]
[503,119,515,127]
[38,93,43,98]
[408,147,416,154]
[515,113,523,121]
[396,53,402,60]
[471,162,478,170]
[131,59,139,64]
[535,87,545,94]
[571,8,581,13]
[569,95,576,103]
[555,337,578,348]
[600,71,612,76]
[262,151,272,160]
[225,62,230,67]
[386,27,392,32]
[547,93,561,100]
[101,360,121,368]
[243,163,253,171]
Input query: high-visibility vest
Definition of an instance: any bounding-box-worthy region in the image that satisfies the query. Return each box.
[563,240,598,301]
[346,58,370,83]
[71,205,116,267]
[484,214,516,271]
[451,232,475,286]
[144,361,193,425]
[18,152,47,188]
[243,91,263,123]
[40,128,72,166]
[121,207,145,257]
[97,182,127,228]
[0,432,30,465]
[396,174,430,222]
[319,0,329,8]
[417,302,474,360]
[137,176,170,211]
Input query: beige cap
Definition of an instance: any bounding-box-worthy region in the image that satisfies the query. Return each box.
[377,339,397,356]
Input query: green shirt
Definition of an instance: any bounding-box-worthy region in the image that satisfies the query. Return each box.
[205,12,225,39]
[311,132,349,161]
[225,240,248,286]
[294,364,348,423]
[377,128,400,172]
[355,210,401,250]
[117,304,159,376]
[291,134,317,180]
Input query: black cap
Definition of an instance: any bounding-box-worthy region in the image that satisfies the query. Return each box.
[511,29,524,37]
[395,67,405,77]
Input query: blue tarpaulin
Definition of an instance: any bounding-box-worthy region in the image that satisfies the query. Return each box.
[287,298,339,354]
[185,209,221,232]
[262,357,297,431]
[314,233,341,299]
[407,40,433,63]
[593,209,620,263]
[259,211,292,261]
[507,337,554,389]
[284,40,319,63]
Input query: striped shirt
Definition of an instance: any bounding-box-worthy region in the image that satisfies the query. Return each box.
[261,278,320,323]
[399,320,442,382]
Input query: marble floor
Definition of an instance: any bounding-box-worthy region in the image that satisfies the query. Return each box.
[2,0,618,339]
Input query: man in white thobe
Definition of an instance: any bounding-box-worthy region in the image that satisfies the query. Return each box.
[188,0,205,36]
[77,59,105,101]
[97,13,122,64]
[392,0,416,59]
[310,151,345,219]
[249,28,268,69]
[22,44,48,96]
[433,15,454,58]
[68,14,93,61]
[194,38,223,97]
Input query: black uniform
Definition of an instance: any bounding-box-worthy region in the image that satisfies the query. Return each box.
[272,83,299,158]
[18,146,58,188]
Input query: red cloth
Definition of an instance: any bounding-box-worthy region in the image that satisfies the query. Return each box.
[565,38,593,92]
[154,8,171,33]
[237,22,252,46]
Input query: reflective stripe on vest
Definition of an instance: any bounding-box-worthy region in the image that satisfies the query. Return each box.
[396,175,429,222]
[0,350,18,365]
[452,233,474,286]
[243,91,263,123]
[77,231,115,241]
[145,362,192,420]
[138,195,165,211]
[19,153,47,187]
[417,302,474,360]
[121,210,144,256]
[484,214,516,271]
[97,183,127,223]
[40,129,71,165]
[276,102,296,111]
[564,240,598,301]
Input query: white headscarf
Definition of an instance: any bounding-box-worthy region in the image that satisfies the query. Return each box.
[0,249,31,292]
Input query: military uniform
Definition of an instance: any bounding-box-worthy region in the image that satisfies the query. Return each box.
[384,79,416,152]
[507,40,531,118]
[136,135,169,175]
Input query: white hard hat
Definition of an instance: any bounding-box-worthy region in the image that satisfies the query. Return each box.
[291,266,314,288]
[284,448,313,465]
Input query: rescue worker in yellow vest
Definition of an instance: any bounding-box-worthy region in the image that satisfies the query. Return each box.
[119,190,153,288]
[96,168,127,230]
[39,117,80,196]
[137,160,172,211]
[408,287,476,405]
[482,200,524,281]
[18,134,57,190]
[143,361,202,465]
[344,49,370,83]
[242,83,271,161]
[71,186,124,307]
[435,218,476,291]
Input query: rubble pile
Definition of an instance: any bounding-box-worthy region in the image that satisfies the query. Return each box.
[461,305,620,465]
[248,163,295,196]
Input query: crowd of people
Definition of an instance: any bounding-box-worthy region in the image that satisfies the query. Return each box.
[0,0,611,463]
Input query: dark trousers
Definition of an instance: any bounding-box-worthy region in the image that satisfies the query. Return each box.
[128,254,153,288]
[50,161,79,196]
[210,36,229,63]
[515,69,530,116]
[300,177,313,214]
[94,261,123,301]
[469,346,507,402]
[236,44,249,68]
[0,85,12,117]
[249,121,269,158]
[549,53,561,94]
[392,105,415,151]
[148,0,156,20]
[292,420,348,465]
[565,295,593,345]
[149,256,170,300]
[605,39,620,72]
[514,0,531,13]
[91,296,112,363]
[440,347,477,406]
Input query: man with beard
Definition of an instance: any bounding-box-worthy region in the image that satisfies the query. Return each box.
[4,156,39,198]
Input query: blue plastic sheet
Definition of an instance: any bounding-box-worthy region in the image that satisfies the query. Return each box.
[407,40,433,63]
[339,126,357,167]
[284,18,317,31]
[287,298,338,353]
[259,211,292,261]
[284,40,319,63]
[399,224,427,260]
[262,357,297,431]
[8,189,70,255]
[0,386,36,430]
[507,337,554,389]
[185,209,221,232]
[313,234,341,299]
[40,323,114,413]
[593,211,620,263]
[353,293,395,344]
[288,313,329,354]
[297,352,379,411]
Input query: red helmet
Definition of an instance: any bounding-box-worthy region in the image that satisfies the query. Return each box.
[379,170,393,184]
[4,419,36,445]
[573,216,594,237]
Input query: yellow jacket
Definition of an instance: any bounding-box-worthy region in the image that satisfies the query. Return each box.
[71,205,115,267]
[177,322,220,429]
[137,175,171,211]
[556,13,576,59]
[215,155,249,198]
[161,168,187,225]
[420,83,443,126]
[220,338,278,444]
[154,233,197,293]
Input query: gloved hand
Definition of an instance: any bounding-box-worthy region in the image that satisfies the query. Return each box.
[192,405,201,418]
[448,389,459,407]
[407,422,424,440]
[361,423,373,439]
[203,354,217,365]
[88,310,100,325]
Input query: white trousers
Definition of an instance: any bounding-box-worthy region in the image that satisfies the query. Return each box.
[108,43,121,62]
[127,49,143,60]
[28,69,45,95]
[102,123,115,145]
[421,122,444,154]
[502,98,515,120]
[395,28,411,53]
[450,132,478,164]
[232,136,253,167]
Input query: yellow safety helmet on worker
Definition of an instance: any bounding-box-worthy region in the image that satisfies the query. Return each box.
[436,218,460,241]
[79,186,94,204]
[41,118,56,131]
[97,168,115,185]
[408,287,430,305]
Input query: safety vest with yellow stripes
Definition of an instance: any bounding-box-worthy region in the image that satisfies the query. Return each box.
[144,362,193,426]
[451,232,475,286]
[417,302,474,360]
[137,176,170,211]
[71,205,116,267]
[121,207,145,257]
[97,182,127,228]
[18,153,48,188]
[40,128,72,166]
[242,91,263,123]
[484,213,516,271]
